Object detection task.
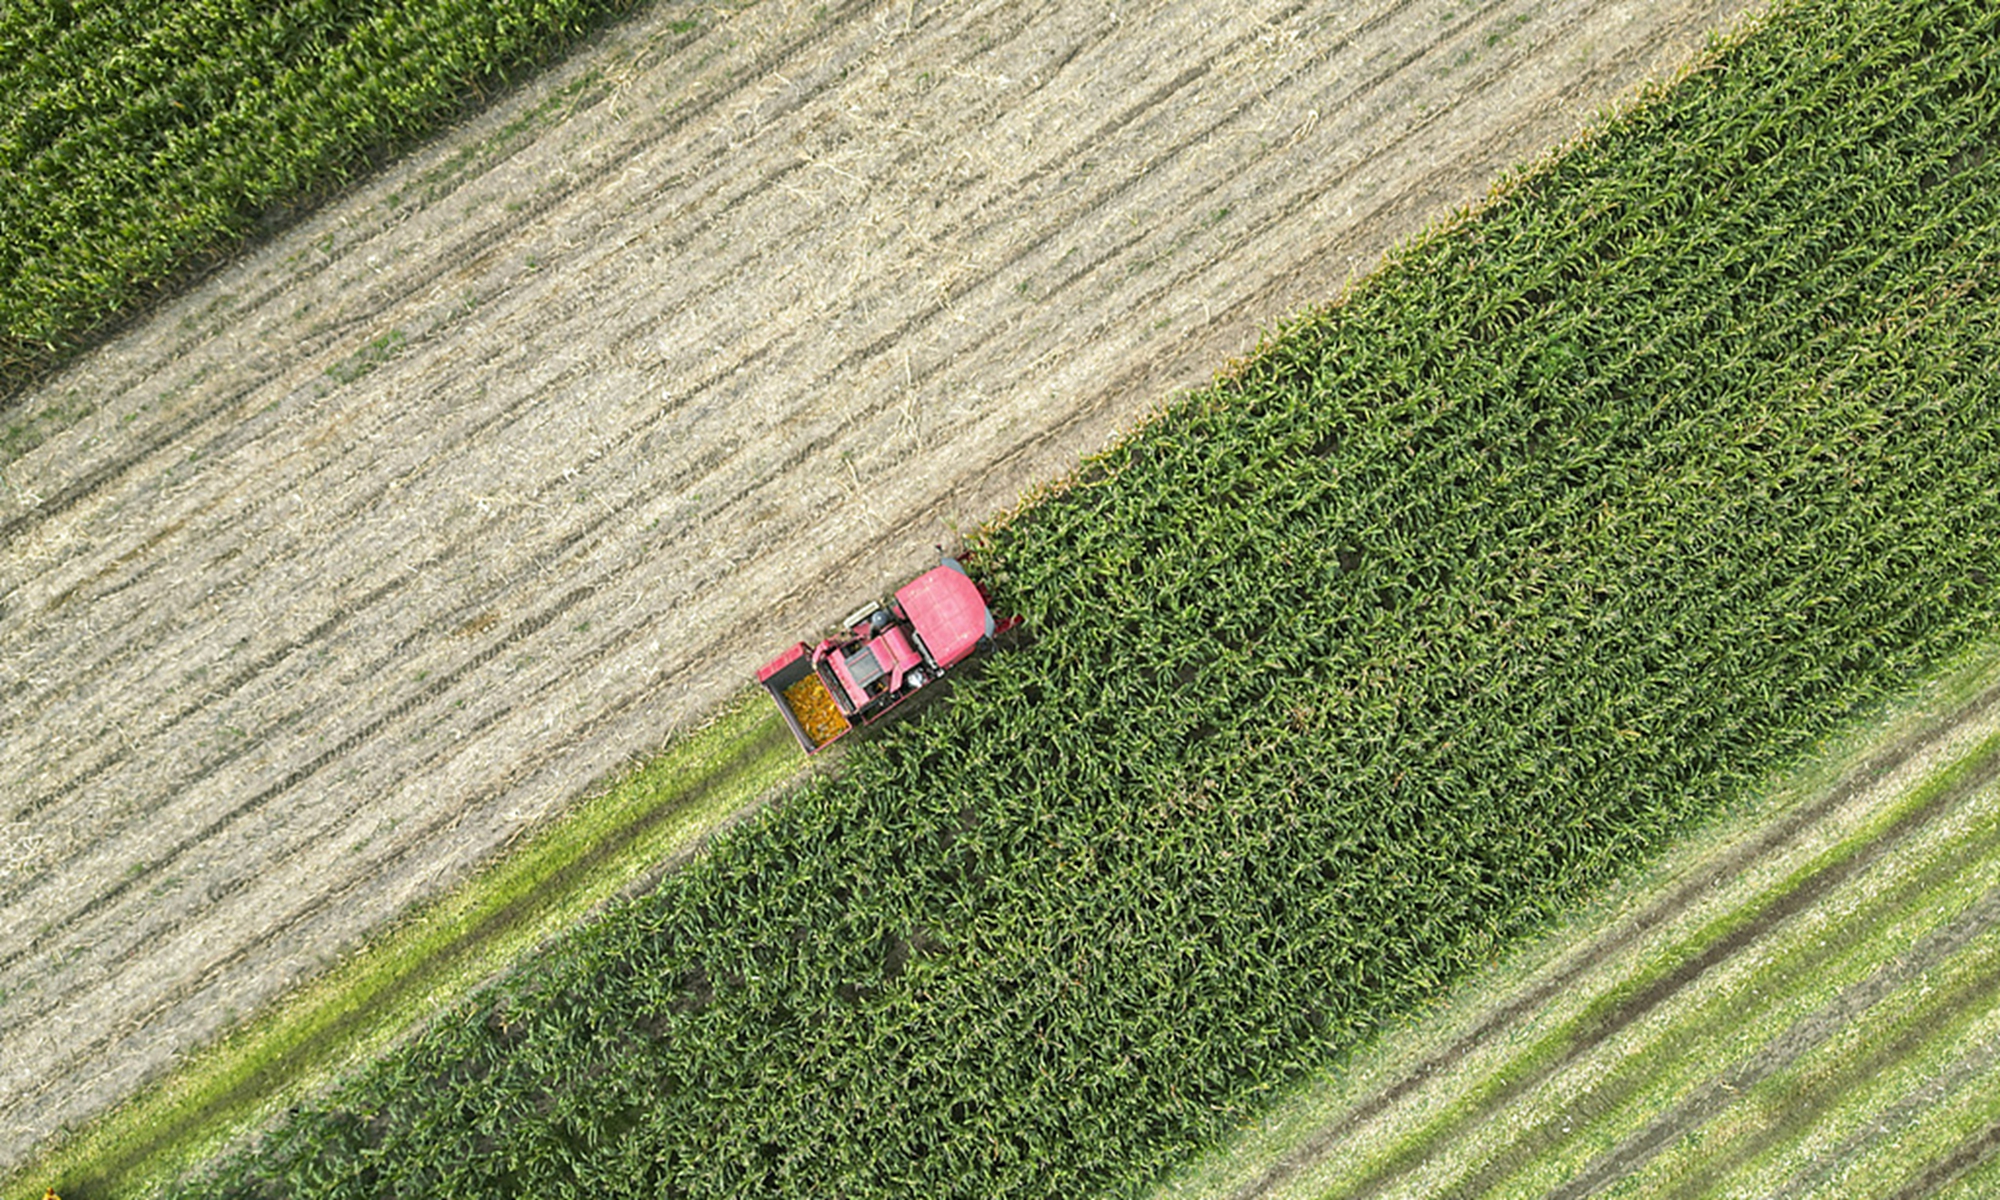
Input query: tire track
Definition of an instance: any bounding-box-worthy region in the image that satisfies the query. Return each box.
[1550,879,2000,1200]
[1774,1021,2000,1199]
[1660,933,2000,1199]
[1889,1117,2000,1200]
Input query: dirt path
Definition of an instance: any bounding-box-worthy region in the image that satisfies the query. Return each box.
[0,0,1762,1165]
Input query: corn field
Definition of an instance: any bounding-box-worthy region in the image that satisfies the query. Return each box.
[0,0,636,395]
[148,0,2000,1195]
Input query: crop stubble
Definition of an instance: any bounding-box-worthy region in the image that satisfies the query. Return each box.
[0,0,1761,1164]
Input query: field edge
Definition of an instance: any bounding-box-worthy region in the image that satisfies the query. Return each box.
[6,695,806,1200]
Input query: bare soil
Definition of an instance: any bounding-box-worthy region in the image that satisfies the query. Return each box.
[0,0,1762,1166]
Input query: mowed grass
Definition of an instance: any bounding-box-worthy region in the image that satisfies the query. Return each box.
[1506,738,2000,1199]
[1665,923,2000,1199]
[6,697,801,1200]
[1147,646,2000,1200]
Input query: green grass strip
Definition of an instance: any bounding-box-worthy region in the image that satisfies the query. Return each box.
[1641,924,2000,1200]
[1923,1098,2000,1200]
[1671,902,2000,1198]
[1486,768,2000,1199]
[1143,649,2000,1200]
[1769,1009,2000,1200]
[1140,647,2000,1200]
[6,696,801,1200]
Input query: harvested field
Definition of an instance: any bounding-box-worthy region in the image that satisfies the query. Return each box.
[0,0,1761,1168]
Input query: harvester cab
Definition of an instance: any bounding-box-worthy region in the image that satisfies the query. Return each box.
[757,554,1019,754]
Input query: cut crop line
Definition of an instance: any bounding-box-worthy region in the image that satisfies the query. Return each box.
[1549,878,2000,1200]
[645,0,1556,505]
[7,313,937,915]
[0,580,601,975]
[0,434,961,1056]
[618,0,1420,401]
[4,569,406,829]
[597,5,1127,368]
[1018,0,1638,389]
[0,585,630,1119]
[0,0,885,532]
[1,681,785,1118]
[1200,0,1732,330]
[5,0,1592,855]
[6,700,798,1200]
[4,347,736,832]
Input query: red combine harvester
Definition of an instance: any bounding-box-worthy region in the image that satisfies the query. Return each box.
[758,555,1020,754]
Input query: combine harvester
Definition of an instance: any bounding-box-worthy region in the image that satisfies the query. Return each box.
[758,555,1019,754]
